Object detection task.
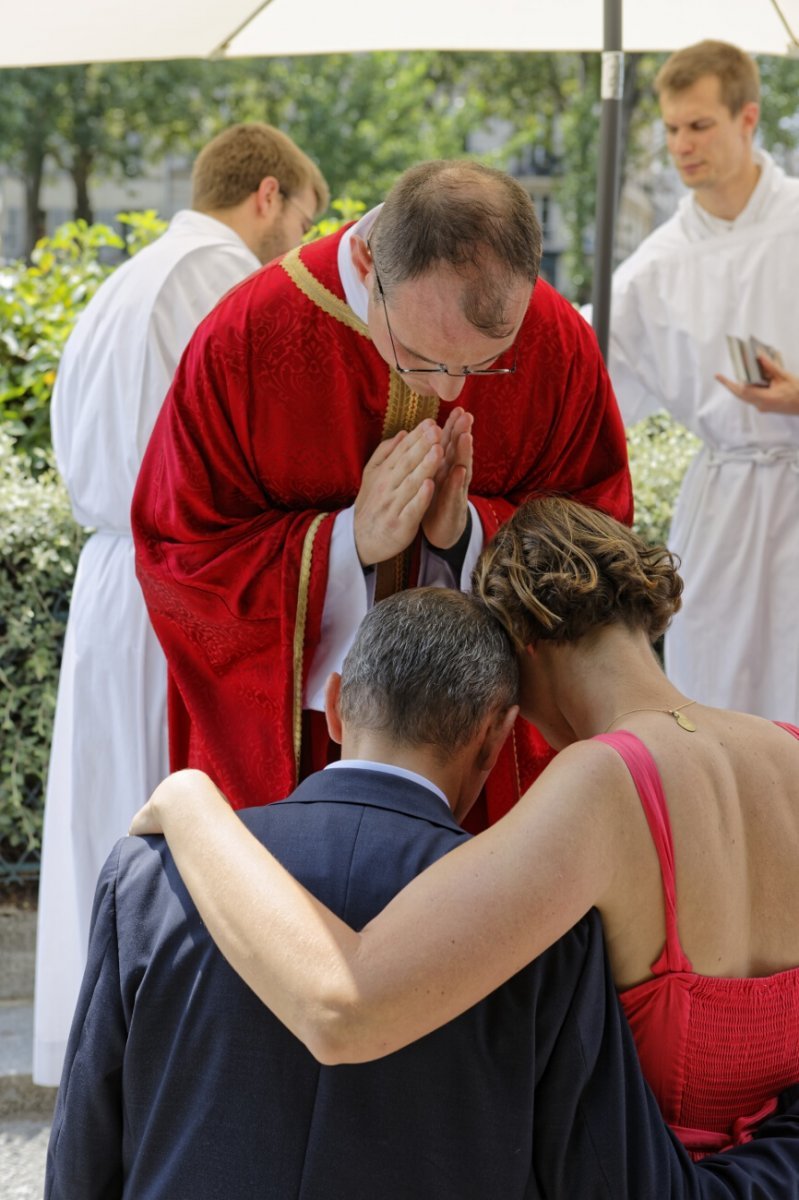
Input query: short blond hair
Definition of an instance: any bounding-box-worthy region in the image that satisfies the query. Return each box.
[191,122,329,216]
[655,40,760,115]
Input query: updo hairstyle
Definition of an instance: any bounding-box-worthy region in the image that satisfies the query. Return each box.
[473,496,683,649]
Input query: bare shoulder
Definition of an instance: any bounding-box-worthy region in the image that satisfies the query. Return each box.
[533,737,633,795]
[702,707,799,763]
[489,737,641,915]
[512,737,638,851]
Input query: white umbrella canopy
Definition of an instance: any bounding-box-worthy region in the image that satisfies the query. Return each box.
[1,0,797,67]
[230,0,799,59]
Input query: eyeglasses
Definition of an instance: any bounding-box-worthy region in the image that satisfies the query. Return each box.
[369,245,518,378]
[279,190,315,237]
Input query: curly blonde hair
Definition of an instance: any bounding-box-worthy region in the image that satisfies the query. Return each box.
[473,496,683,649]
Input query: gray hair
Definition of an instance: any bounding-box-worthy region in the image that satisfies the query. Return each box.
[370,160,541,337]
[340,587,519,758]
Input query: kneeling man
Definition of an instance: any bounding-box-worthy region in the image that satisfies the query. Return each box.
[47,589,799,1198]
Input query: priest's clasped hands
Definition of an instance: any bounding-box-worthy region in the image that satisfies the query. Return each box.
[353,408,474,567]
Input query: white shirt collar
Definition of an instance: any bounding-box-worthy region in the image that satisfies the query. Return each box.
[324,758,451,811]
[337,204,382,322]
[169,208,253,252]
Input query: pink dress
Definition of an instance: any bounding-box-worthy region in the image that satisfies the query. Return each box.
[594,724,799,1158]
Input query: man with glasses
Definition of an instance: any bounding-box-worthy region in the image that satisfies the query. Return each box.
[132,159,632,829]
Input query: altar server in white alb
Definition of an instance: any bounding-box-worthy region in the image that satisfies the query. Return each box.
[34,123,328,1087]
[603,40,799,723]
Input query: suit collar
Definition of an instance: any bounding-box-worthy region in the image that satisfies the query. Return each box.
[326,759,449,810]
[280,767,466,837]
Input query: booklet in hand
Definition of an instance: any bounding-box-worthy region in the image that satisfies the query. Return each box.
[725,335,783,387]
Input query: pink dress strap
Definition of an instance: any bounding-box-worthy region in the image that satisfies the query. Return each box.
[593,731,692,975]
[775,721,799,741]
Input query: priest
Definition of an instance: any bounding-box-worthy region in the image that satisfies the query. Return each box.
[132,159,632,829]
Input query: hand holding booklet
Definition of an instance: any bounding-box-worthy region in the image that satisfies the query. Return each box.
[725,334,784,387]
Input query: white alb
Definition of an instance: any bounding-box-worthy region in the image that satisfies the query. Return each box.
[34,211,259,1086]
[606,150,799,723]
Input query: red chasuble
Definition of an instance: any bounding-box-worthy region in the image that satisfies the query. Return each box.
[132,224,632,827]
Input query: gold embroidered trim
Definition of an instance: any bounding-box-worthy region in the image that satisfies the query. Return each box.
[381,375,439,440]
[281,247,370,339]
[293,512,328,781]
[509,725,522,801]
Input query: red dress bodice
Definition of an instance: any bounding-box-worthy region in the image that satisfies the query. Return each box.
[594,724,799,1158]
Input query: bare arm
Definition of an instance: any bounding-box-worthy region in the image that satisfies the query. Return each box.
[130,747,627,1063]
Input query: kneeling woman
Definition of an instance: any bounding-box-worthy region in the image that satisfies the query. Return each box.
[132,496,799,1157]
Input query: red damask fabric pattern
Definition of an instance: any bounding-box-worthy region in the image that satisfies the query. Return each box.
[132,224,632,819]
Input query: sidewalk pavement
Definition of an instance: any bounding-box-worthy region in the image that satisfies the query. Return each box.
[0,905,56,1198]
[0,1000,56,1119]
[0,1114,50,1199]
[0,906,57,1120]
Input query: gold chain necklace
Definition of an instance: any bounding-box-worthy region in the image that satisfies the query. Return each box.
[602,698,698,735]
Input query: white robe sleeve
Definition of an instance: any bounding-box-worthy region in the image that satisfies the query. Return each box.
[604,261,670,427]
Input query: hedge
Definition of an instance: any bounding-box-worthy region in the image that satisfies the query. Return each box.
[627,412,700,547]
[0,212,167,458]
[0,428,85,860]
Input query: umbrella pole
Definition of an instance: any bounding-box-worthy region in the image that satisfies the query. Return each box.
[590,0,623,361]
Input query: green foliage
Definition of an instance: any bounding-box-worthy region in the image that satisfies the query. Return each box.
[116,209,169,257]
[207,53,479,207]
[757,55,799,158]
[558,55,601,303]
[0,428,85,854]
[309,197,367,241]
[0,63,222,246]
[0,214,166,458]
[627,412,700,547]
[0,220,120,455]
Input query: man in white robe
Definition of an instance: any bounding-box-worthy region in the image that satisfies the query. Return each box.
[34,123,328,1087]
[603,40,799,723]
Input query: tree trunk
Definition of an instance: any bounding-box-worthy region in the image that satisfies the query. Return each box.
[23,147,46,258]
[71,149,94,224]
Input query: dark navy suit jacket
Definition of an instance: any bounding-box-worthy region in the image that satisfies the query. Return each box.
[46,767,799,1198]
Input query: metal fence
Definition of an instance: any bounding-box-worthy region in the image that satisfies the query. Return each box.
[0,842,40,886]
[0,775,43,887]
